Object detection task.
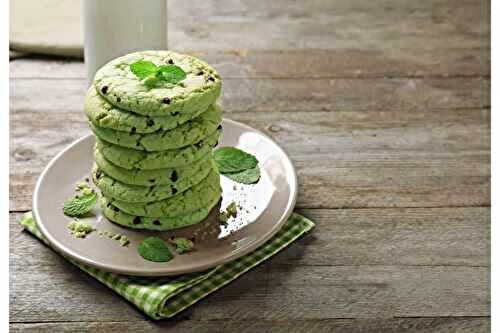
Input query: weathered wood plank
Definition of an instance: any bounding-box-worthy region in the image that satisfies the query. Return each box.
[10,106,490,211]
[10,206,490,269]
[167,0,490,75]
[9,47,490,79]
[10,77,490,113]
[9,317,491,333]
[10,209,490,322]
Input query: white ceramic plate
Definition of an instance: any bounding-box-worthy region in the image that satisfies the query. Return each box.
[33,119,297,276]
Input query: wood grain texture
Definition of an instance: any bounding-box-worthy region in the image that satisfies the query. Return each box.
[9,0,490,328]
[10,208,489,322]
[9,317,491,333]
[10,107,490,211]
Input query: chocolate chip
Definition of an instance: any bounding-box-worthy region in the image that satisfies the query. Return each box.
[197,71,204,76]
[168,59,174,64]
[170,170,178,182]
[195,142,202,148]
[136,141,141,147]
[96,169,102,179]
[217,125,222,130]
[171,187,178,194]
[101,86,109,94]
[208,76,215,82]
[113,207,119,212]
[153,220,161,226]
[133,216,141,224]
[146,119,155,126]
[131,127,136,134]
[116,97,121,102]
[171,111,179,116]
[190,237,196,242]
[213,140,219,147]
[106,202,111,208]
[162,97,171,104]
[149,179,155,183]
[85,178,89,182]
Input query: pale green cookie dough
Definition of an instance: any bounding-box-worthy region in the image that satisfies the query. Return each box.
[100,196,221,231]
[89,104,222,151]
[94,50,221,117]
[94,148,213,186]
[109,169,221,218]
[92,161,215,202]
[95,130,220,170]
[85,87,211,134]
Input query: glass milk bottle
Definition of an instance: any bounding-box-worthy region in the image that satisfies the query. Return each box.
[82,0,167,84]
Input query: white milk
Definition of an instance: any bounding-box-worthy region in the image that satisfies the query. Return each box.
[82,0,167,84]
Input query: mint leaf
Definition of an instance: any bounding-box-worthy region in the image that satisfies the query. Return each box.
[170,237,194,254]
[224,166,260,184]
[130,61,187,86]
[63,191,97,217]
[213,147,258,173]
[138,237,173,262]
[130,60,158,79]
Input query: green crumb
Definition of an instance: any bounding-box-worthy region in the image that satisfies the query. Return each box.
[226,202,238,218]
[219,201,238,225]
[67,220,95,238]
[170,237,194,254]
[99,230,130,247]
[75,180,90,191]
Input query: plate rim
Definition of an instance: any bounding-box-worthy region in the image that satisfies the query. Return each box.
[33,118,298,276]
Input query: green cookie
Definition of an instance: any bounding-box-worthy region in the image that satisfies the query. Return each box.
[109,169,221,218]
[85,87,211,134]
[89,104,222,151]
[93,50,221,117]
[95,130,220,170]
[94,148,213,186]
[100,196,221,231]
[92,159,215,202]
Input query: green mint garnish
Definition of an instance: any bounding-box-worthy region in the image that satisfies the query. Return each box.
[63,191,97,217]
[67,220,95,238]
[129,60,186,87]
[138,237,173,262]
[214,147,261,184]
[170,237,194,254]
[224,166,261,184]
[213,147,258,173]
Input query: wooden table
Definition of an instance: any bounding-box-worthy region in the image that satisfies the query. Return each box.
[10,0,490,331]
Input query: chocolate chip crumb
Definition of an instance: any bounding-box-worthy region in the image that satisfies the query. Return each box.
[133,216,141,224]
[168,59,174,64]
[170,170,178,182]
[162,97,171,104]
[101,86,109,94]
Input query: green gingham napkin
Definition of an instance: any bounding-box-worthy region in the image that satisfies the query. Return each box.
[19,212,314,319]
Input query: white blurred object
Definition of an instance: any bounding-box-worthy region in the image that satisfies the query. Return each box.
[83,0,168,84]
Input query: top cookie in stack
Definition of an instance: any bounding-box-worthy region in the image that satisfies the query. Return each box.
[85,51,223,231]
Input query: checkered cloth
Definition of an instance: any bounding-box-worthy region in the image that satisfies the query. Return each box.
[19,212,315,319]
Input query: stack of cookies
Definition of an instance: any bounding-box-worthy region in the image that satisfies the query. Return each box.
[85,51,223,231]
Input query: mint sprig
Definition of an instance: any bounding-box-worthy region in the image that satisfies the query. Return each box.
[213,147,258,173]
[63,191,97,217]
[138,237,173,262]
[129,60,186,87]
[224,166,261,184]
[214,147,261,185]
